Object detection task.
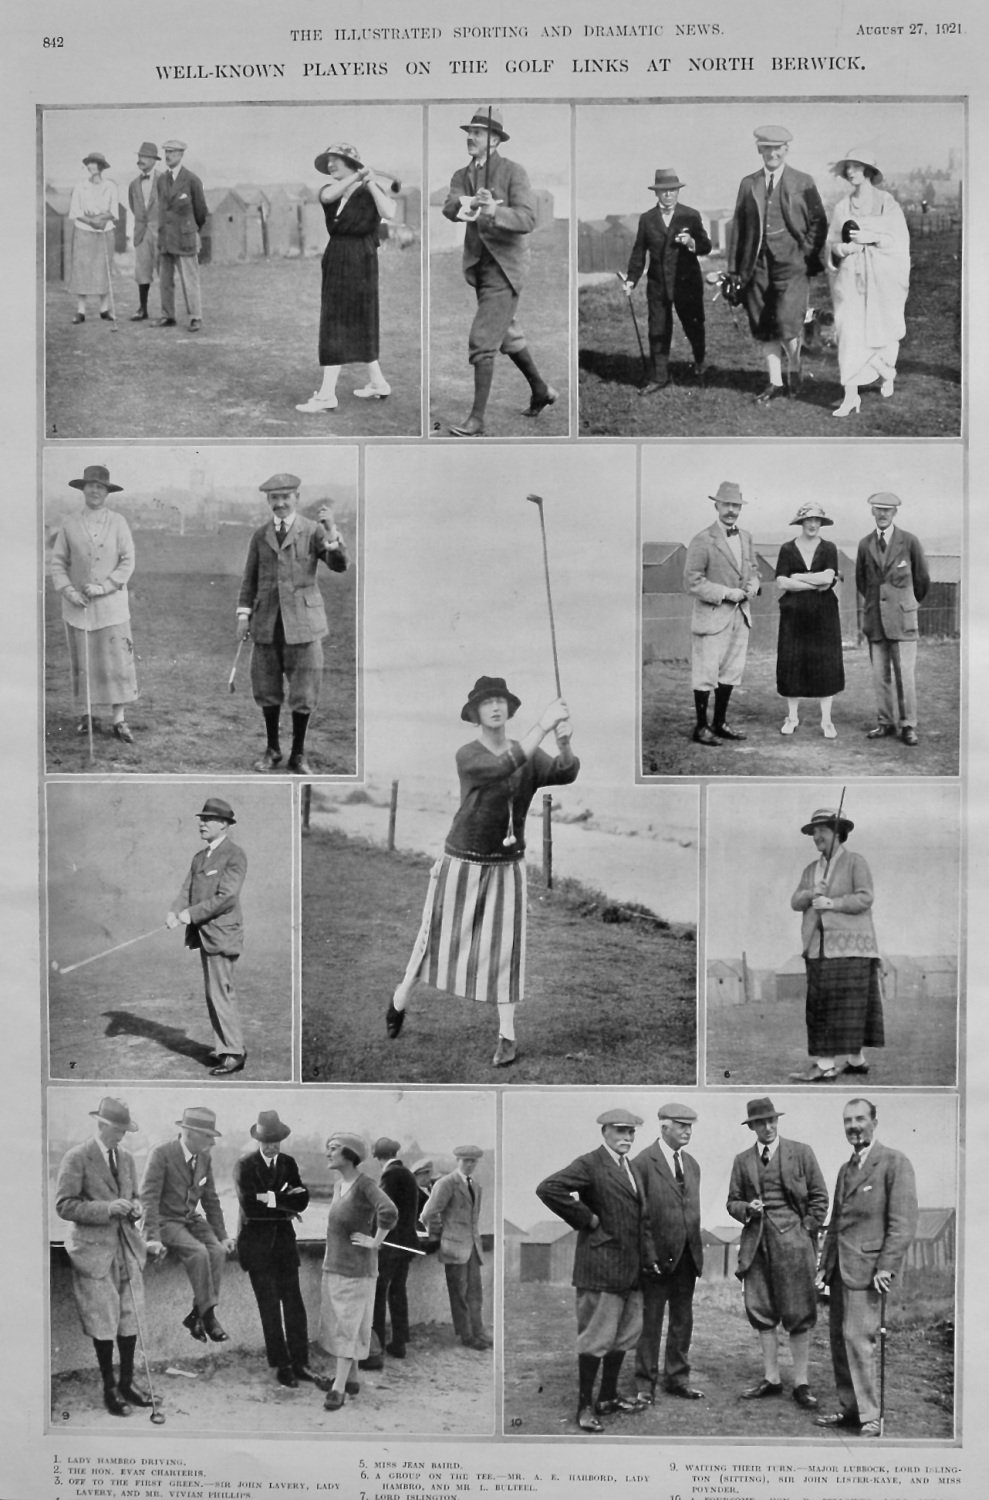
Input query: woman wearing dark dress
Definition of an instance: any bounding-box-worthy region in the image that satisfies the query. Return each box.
[386,675,577,1070]
[296,142,396,414]
[775,503,845,739]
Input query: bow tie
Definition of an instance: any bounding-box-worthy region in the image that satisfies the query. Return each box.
[725,526,739,538]
[141,173,151,180]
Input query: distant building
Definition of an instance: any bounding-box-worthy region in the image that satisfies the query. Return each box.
[700,1225,742,1281]
[518,1219,578,1285]
[903,1208,955,1274]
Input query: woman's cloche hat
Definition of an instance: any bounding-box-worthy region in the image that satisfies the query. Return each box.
[461,675,521,723]
[315,142,365,175]
[801,806,854,837]
[789,501,834,527]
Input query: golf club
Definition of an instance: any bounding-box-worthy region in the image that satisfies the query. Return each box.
[879,1285,887,1437]
[51,924,166,976]
[615,271,649,384]
[228,636,246,693]
[822,785,847,884]
[116,1221,166,1424]
[83,611,95,763]
[525,494,562,697]
[101,231,119,331]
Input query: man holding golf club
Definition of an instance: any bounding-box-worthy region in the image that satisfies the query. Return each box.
[55,1097,152,1418]
[236,473,349,776]
[815,1099,917,1437]
[624,167,712,393]
[684,481,760,746]
[167,796,248,1076]
[155,139,207,331]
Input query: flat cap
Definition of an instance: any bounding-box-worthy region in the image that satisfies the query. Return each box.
[754,125,792,146]
[162,138,187,151]
[259,472,301,493]
[657,1101,698,1122]
[596,1108,643,1127]
[867,491,902,509]
[453,1144,484,1159]
[412,1157,434,1175]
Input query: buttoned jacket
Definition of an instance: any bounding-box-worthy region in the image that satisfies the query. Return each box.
[423,1170,484,1266]
[727,1138,829,1278]
[536,1144,645,1295]
[855,527,930,643]
[684,521,760,636]
[728,163,827,284]
[627,203,712,302]
[819,1141,918,1291]
[379,1160,423,1253]
[140,1137,227,1242]
[174,836,247,957]
[55,1137,147,1278]
[238,516,348,646]
[443,150,536,293]
[157,164,207,256]
[234,1148,309,1274]
[632,1140,703,1277]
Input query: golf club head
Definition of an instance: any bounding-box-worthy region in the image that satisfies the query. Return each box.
[150,1408,166,1425]
[526,493,543,506]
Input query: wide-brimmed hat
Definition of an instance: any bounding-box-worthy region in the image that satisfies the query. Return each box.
[82,152,110,171]
[461,675,521,723]
[833,148,883,183]
[314,142,364,175]
[259,472,301,494]
[90,1096,138,1132]
[328,1132,368,1162]
[649,168,685,192]
[789,501,834,527]
[754,126,792,147]
[69,464,122,494]
[657,1102,698,1123]
[801,806,854,837]
[195,797,236,824]
[597,1108,643,1128]
[709,481,745,507]
[743,1097,783,1125]
[867,491,901,510]
[460,106,509,142]
[162,139,187,153]
[251,1110,291,1143]
[176,1106,221,1136]
[136,142,160,160]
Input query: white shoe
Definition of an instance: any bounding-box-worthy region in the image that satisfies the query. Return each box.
[832,395,861,418]
[780,717,799,736]
[353,382,391,399]
[822,722,837,739]
[880,378,895,398]
[296,392,338,412]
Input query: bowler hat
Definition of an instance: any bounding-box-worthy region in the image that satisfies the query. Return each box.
[743,1097,782,1125]
[259,472,301,494]
[801,806,854,837]
[453,1144,484,1159]
[461,675,521,723]
[709,481,745,507]
[162,139,187,152]
[328,1132,368,1162]
[460,106,509,143]
[657,1102,698,1122]
[90,1096,138,1132]
[196,797,236,824]
[314,143,364,175]
[596,1108,643,1128]
[754,125,792,147]
[833,148,883,183]
[867,491,901,510]
[136,142,160,160]
[649,168,685,192]
[82,152,110,171]
[373,1136,402,1159]
[176,1105,221,1136]
[69,464,122,494]
[251,1110,291,1143]
[789,501,833,527]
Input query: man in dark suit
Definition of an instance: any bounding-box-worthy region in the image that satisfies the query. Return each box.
[140,1105,236,1343]
[684,482,761,746]
[625,167,712,392]
[441,105,557,436]
[167,796,248,1076]
[726,1098,829,1409]
[632,1102,704,1405]
[815,1099,918,1437]
[127,141,160,321]
[155,138,207,331]
[728,125,827,403]
[423,1145,492,1352]
[234,1110,320,1389]
[55,1097,150,1416]
[237,472,349,776]
[855,492,931,747]
[536,1108,647,1433]
[365,1137,422,1365]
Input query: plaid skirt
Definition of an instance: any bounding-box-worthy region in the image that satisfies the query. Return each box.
[401,854,526,1005]
[805,956,884,1055]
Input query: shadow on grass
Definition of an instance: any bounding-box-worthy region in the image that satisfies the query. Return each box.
[101,1011,218,1069]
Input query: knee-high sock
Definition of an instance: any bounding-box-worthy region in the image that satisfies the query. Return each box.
[263,706,281,751]
[94,1338,116,1389]
[759,1327,781,1383]
[693,690,710,729]
[290,712,310,758]
[578,1353,601,1409]
[598,1351,625,1402]
[713,683,734,727]
[466,358,495,423]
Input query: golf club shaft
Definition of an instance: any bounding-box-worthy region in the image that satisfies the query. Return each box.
[616,273,648,365]
[228,636,245,690]
[83,614,94,762]
[823,785,847,884]
[483,107,492,193]
[102,231,118,326]
[879,1286,887,1436]
[56,925,166,975]
[527,495,562,697]
[117,1221,164,1422]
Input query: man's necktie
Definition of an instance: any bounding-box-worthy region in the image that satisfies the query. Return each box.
[622,1156,637,1192]
[466,1176,475,1206]
[673,1150,685,1186]
[277,521,287,545]
[849,1147,864,1171]
[878,532,887,552]
[726,525,739,538]
[108,1147,120,1186]
[189,1153,198,1180]
[761,1146,770,1167]
[766,174,775,202]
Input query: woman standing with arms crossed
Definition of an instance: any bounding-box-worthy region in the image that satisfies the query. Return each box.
[775,502,845,739]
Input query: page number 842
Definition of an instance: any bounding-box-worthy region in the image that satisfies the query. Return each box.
[43,36,64,47]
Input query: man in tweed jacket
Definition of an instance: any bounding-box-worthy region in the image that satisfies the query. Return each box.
[423,1146,491,1352]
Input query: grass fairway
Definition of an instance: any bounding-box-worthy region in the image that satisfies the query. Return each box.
[301,828,697,1085]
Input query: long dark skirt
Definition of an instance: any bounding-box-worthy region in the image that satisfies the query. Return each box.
[777,591,845,698]
[318,237,380,365]
[805,956,884,1055]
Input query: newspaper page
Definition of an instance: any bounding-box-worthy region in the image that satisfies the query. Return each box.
[3,0,984,1496]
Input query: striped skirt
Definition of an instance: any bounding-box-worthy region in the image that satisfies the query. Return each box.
[401,854,527,1005]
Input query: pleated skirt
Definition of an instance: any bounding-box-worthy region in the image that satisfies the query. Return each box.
[402,854,527,1005]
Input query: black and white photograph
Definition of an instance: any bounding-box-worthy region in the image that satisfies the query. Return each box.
[47,1086,495,1434]
[301,445,698,1085]
[577,100,962,437]
[44,105,423,439]
[705,781,960,1087]
[640,443,961,777]
[504,1090,956,1443]
[429,103,570,439]
[45,781,294,1080]
[43,446,358,777]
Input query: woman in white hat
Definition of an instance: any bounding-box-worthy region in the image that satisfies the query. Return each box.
[296,144,397,414]
[774,502,844,738]
[826,150,910,417]
[68,153,120,324]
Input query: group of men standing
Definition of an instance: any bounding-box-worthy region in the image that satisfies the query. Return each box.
[537,1098,917,1438]
[125,138,207,329]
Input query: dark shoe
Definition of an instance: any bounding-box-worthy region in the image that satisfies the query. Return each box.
[254,746,283,773]
[323,1389,346,1411]
[596,1395,645,1415]
[449,417,485,437]
[100,311,114,321]
[357,1356,384,1371]
[385,1001,405,1039]
[712,722,746,741]
[287,753,312,775]
[119,1382,152,1407]
[131,310,149,321]
[295,1366,331,1391]
[344,1379,361,1396]
[209,1054,246,1076]
[202,1310,229,1343]
[866,723,897,739]
[666,1385,705,1399]
[901,727,919,746]
[385,1342,407,1359]
[790,1064,838,1083]
[190,318,202,331]
[635,1389,655,1406]
[111,721,134,744]
[787,368,803,397]
[154,317,177,327]
[577,1405,604,1433]
[692,725,720,746]
[76,714,103,736]
[492,1035,518,1068]
[755,383,785,404]
[793,1385,819,1409]
[276,1366,298,1388]
[182,1309,207,1343]
[522,385,559,418]
[842,1061,870,1075]
[72,314,86,324]
[816,1411,859,1428]
[465,1337,491,1351]
[103,1384,132,1416]
[741,1379,783,1399]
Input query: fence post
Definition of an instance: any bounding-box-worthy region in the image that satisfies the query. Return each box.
[542,793,553,889]
[301,783,312,835]
[387,780,399,852]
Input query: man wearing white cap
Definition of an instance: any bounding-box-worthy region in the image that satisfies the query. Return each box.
[155,139,207,331]
[684,482,761,746]
[855,493,930,746]
[727,126,827,403]
[423,1146,492,1351]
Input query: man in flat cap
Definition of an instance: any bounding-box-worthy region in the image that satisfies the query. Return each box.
[815,1099,917,1437]
[632,1103,705,1405]
[423,1146,492,1351]
[727,126,827,403]
[167,796,248,1076]
[625,169,712,393]
[441,105,557,436]
[234,1110,322,1389]
[683,482,761,746]
[855,493,930,747]
[413,1157,435,1228]
[128,142,161,321]
[141,1105,236,1344]
[155,140,207,331]
[727,1099,829,1409]
[237,474,349,776]
[536,1109,647,1433]
[55,1097,151,1417]
[365,1137,422,1365]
